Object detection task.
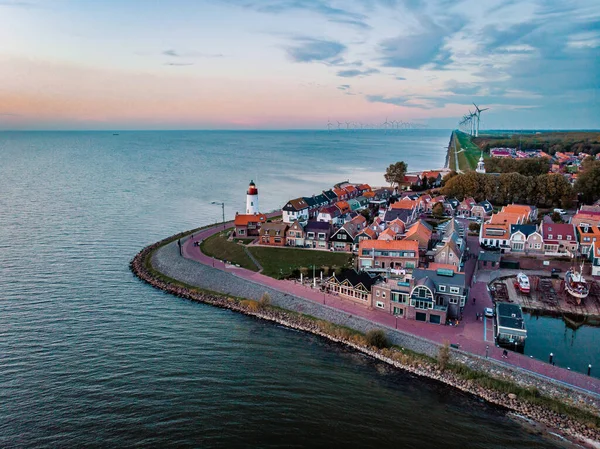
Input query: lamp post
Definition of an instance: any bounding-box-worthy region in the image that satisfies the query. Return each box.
[211,201,225,230]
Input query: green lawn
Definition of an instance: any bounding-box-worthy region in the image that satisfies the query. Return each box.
[249,246,353,279]
[200,232,259,271]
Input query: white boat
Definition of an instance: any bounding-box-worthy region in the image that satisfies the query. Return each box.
[516,273,530,294]
[565,263,589,303]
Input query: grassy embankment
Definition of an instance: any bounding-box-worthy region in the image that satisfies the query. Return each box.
[474,131,600,156]
[200,231,353,278]
[454,130,482,171]
[136,232,600,432]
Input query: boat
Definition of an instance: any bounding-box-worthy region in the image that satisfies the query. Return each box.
[565,263,589,304]
[516,272,530,294]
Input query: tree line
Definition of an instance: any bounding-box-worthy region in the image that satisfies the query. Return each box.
[483,157,550,177]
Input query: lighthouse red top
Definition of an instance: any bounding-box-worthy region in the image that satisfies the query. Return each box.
[247,180,258,195]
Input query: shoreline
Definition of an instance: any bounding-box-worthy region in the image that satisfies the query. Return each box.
[130,229,600,447]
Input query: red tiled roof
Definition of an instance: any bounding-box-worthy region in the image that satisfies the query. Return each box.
[234,213,267,226]
[360,239,419,251]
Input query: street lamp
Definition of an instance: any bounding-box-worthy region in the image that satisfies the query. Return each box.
[211,201,225,230]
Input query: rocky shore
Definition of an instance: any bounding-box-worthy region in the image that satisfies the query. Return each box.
[130,233,600,447]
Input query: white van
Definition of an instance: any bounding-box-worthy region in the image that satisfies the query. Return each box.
[554,208,567,215]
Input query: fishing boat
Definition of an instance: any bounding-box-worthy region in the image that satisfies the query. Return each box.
[516,272,530,294]
[565,263,589,304]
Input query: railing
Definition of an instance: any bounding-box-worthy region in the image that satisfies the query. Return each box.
[433,304,448,312]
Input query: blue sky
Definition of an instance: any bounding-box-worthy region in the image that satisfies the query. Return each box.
[0,0,598,130]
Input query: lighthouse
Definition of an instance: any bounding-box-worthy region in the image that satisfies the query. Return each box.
[476,151,486,174]
[246,180,259,214]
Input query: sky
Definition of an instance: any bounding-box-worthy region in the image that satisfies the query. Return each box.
[0,0,598,130]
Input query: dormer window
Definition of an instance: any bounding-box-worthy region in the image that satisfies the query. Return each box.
[558,235,562,240]
[567,235,571,240]
[548,234,553,239]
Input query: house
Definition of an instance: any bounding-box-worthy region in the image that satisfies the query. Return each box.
[387,218,406,235]
[402,174,422,190]
[335,200,351,215]
[457,197,476,217]
[356,184,372,195]
[590,241,600,276]
[304,221,331,249]
[322,189,338,204]
[259,222,288,246]
[576,224,600,256]
[325,269,379,305]
[234,213,267,237]
[470,200,494,219]
[371,276,413,317]
[403,220,433,251]
[383,208,415,226]
[355,227,378,247]
[286,221,305,247]
[378,227,399,241]
[427,263,462,273]
[509,224,543,254]
[282,198,309,224]
[302,196,318,219]
[541,223,578,256]
[357,240,419,273]
[479,211,528,248]
[408,268,467,322]
[333,188,348,201]
[421,171,443,187]
[572,210,600,228]
[391,198,418,211]
[501,204,537,222]
[330,217,363,252]
[317,205,342,225]
[444,198,460,216]
[433,236,463,268]
[426,196,445,214]
[372,188,392,201]
[347,198,362,211]
[343,185,359,199]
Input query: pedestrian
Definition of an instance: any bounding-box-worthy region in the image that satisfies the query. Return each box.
[503,349,508,358]
[473,297,476,304]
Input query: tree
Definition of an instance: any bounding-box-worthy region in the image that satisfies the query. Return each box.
[437,341,451,371]
[468,222,480,233]
[365,329,389,349]
[575,160,600,204]
[551,211,563,223]
[432,202,445,219]
[384,161,408,187]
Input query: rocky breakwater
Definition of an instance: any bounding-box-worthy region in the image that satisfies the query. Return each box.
[130,236,600,447]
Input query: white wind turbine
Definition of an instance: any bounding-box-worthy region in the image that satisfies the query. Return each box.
[473,103,489,137]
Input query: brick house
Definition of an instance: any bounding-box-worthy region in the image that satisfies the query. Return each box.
[403,220,433,251]
[234,213,267,237]
[357,240,419,273]
[304,221,331,249]
[317,205,342,225]
[286,221,305,247]
[371,277,412,317]
[259,222,288,246]
[541,223,578,256]
[470,200,494,219]
[330,216,364,252]
[577,224,600,256]
[408,268,467,322]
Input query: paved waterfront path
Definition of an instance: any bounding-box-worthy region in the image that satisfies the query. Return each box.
[169,220,600,396]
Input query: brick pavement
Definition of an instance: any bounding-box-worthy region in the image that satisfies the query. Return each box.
[181,221,600,395]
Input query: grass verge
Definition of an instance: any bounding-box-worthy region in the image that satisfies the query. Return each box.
[200,231,258,271]
[249,246,353,279]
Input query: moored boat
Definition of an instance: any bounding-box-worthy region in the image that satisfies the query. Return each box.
[565,264,589,304]
[516,272,530,294]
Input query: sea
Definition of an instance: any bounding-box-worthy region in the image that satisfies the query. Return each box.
[0,130,572,447]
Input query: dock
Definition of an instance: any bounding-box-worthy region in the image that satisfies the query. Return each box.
[491,275,600,320]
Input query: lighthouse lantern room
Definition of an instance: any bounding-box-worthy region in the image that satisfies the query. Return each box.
[246,180,259,214]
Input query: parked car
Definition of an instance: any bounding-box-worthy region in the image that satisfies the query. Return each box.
[484,307,494,318]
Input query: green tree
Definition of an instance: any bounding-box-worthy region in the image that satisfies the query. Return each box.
[432,202,445,218]
[437,341,451,371]
[365,329,389,349]
[551,211,563,223]
[384,161,408,187]
[575,160,600,204]
[468,222,481,233]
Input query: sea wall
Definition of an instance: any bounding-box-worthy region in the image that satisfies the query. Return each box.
[130,234,600,446]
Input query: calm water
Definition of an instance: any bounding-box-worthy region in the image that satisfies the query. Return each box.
[524,313,599,377]
[0,130,563,447]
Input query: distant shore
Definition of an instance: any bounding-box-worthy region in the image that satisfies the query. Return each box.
[130,227,600,447]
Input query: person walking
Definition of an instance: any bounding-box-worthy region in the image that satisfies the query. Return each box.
[502,349,508,359]
[177,239,182,256]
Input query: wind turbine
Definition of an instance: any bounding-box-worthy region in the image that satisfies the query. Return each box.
[382,117,390,133]
[345,121,351,130]
[336,120,342,131]
[327,119,333,132]
[472,103,489,137]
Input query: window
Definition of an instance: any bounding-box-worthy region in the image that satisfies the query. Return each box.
[558,235,562,240]
[251,202,253,206]
[449,252,453,258]
[439,285,446,292]
[382,292,386,299]
[393,307,403,316]
[441,252,445,257]
[376,290,380,297]
[339,234,347,240]
[376,301,385,309]
[567,235,571,240]
[449,297,458,304]
[318,233,326,240]
[307,232,314,238]
[239,229,245,235]
[450,286,460,294]
[548,234,553,239]
[534,243,541,249]
[584,237,591,242]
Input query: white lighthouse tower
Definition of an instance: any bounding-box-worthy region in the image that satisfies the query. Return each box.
[246,180,259,214]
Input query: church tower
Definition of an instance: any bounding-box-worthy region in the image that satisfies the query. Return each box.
[246,180,259,214]
[476,152,486,174]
